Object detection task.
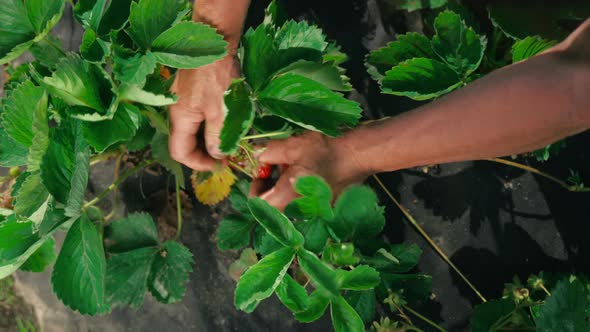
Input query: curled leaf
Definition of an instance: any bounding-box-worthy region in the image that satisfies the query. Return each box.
[191,166,236,206]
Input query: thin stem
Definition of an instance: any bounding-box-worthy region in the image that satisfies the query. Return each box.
[539,284,551,297]
[229,161,253,179]
[487,158,590,192]
[174,176,184,241]
[372,174,487,303]
[83,160,154,210]
[104,153,125,221]
[90,150,121,166]
[241,131,291,141]
[403,305,448,332]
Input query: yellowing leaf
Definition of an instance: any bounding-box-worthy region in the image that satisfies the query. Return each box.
[191,167,236,206]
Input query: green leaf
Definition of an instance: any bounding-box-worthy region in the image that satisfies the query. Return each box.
[229,180,251,214]
[471,298,516,332]
[331,295,365,332]
[127,0,184,49]
[148,241,194,304]
[258,74,362,137]
[151,132,185,187]
[512,36,557,63]
[366,33,435,81]
[297,249,340,298]
[253,226,284,256]
[0,126,28,167]
[41,121,90,216]
[217,215,256,251]
[27,90,49,173]
[106,247,158,308]
[294,290,330,323]
[38,199,66,236]
[381,57,462,100]
[113,49,157,87]
[228,248,258,281]
[25,0,64,33]
[242,25,278,91]
[363,243,422,273]
[263,0,288,26]
[0,216,40,263]
[80,28,108,63]
[20,237,56,273]
[219,79,255,154]
[323,242,360,266]
[1,81,45,147]
[73,0,107,31]
[275,20,328,53]
[82,103,141,152]
[126,113,156,152]
[336,265,380,291]
[275,60,352,92]
[329,185,385,241]
[151,22,228,69]
[42,55,113,113]
[235,247,296,312]
[294,219,329,254]
[537,276,590,332]
[29,35,66,68]
[276,274,309,313]
[51,215,109,315]
[142,107,170,134]
[13,172,49,218]
[247,198,304,248]
[381,273,432,305]
[287,176,333,222]
[344,290,376,325]
[118,83,178,106]
[392,0,447,11]
[97,0,133,35]
[104,213,159,254]
[533,140,566,162]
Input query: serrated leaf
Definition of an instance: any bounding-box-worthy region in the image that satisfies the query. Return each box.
[51,215,109,315]
[1,81,45,147]
[275,60,352,92]
[294,219,329,254]
[381,57,462,100]
[80,28,108,63]
[27,90,49,173]
[234,246,295,312]
[29,35,66,68]
[242,25,278,91]
[118,83,178,106]
[191,167,236,206]
[512,36,557,63]
[0,125,28,167]
[97,0,133,35]
[228,248,258,281]
[38,198,66,236]
[151,22,228,69]
[264,0,288,26]
[344,290,375,325]
[431,10,486,76]
[151,132,185,187]
[148,241,194,304]
[253,226,284,256]
[258,74,361,136]
[217,215,256,251]
[533,140,566,162]
[275,20,328,52]
[363,243,422,273]
[104,213,159,254]
[82,103,141,152]
[331,295,365,332]
[294,290,330,323]
[73,0,107,31]
[127,0,184,49]
[297,249,340,298]
[471,298,516,332]
[287,176,333,222]
[336,265,380,291]
[247,197,304,248]
[20,236,56,273]
[113,49,157,87]
[329,185,385,241]
[276,274,309,313]
[13,172,49,219]
[537,276,590,332]
[126,113,156,152]
[380,273,432,305]
[323,242,360,266]
[229,180,251,214]
[42,55,113,113]
[106,247,158,308]
[219,79,255,155]
[142,107,169,134]
[366,33,435,81]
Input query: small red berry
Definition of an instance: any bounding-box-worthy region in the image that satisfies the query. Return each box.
[257,164,272,179]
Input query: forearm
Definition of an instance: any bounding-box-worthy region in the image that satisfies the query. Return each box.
[193,0,251,54]
[343,48,590,174]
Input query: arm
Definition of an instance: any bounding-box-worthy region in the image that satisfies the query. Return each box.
[257,19,590,209]
[169,0,251,170]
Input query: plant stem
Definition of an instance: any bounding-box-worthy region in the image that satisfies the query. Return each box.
[174,176,183,241]
[90,150,122,166]
[539,284,551,297]
[403,305,448,332]
[104,153,124,221]
[229,161,253,179]
[83,160,154,210]
[372,174,487,303]
[487,158,590,192]
[241,131,291,141]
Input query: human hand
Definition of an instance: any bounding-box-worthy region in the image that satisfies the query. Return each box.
[169,55,240,171]
[251,131,372,210]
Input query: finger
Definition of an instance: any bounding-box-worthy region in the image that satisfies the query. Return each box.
[168,111,217,171]
[249,178,267,197]
[204,107,225,160]
[259,169,301,211]
[258,139,293,165]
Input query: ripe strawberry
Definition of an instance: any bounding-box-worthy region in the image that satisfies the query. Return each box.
[257,164,272,179]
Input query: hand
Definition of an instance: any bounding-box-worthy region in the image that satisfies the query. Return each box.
[169,55,240,171]
[251,131,372,210]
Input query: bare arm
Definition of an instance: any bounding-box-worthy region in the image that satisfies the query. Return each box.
[169,0,250,170]
[257,19,590,209]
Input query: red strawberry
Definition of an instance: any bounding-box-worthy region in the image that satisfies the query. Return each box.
[257,164,272,179]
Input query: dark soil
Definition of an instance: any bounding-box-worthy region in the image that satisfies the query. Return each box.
[0,277,38,332]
